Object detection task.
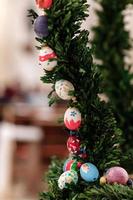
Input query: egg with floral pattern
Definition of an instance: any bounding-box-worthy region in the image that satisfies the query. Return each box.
[67,136,80,154]
[64,107,81,130]
[80,163,99,182]
[55,80,75,100]
[58,170,78,189]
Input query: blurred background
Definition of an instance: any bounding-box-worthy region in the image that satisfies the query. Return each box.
[0,0,133,199]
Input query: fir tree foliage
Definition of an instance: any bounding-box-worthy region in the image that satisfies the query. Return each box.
[92,0,133,170]
[40,158,133,200]
[29,0,133,199]
[79,184,133,200]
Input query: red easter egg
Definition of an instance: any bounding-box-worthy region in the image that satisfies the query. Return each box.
[63,159,82,172]
[67,136,80,154]
[106,167,129,185]
[64,107,81,130]
[36,0,53,9]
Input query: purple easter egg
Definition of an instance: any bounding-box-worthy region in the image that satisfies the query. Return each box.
[106,167,129,185]
[34,15,49,38]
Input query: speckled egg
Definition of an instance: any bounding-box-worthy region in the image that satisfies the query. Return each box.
[58,170,78,190]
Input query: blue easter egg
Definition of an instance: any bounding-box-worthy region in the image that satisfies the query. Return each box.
[80,163,99,182]
[34,15,49,38]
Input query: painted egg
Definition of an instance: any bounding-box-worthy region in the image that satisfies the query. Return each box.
[64,107,81,130]
[34,15,49,38]
[106,167,129,185]
[100,176,107,185]
[39,46,57,71]
[58,170,78,190]
[63,159,82,172]
[80,163,99,182]
[55,80,75,100]
[67,136,80,154]
[36,0,53,9]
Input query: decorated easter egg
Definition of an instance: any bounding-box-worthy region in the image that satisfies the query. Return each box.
[64,107,81,130]
[36,0,53,9]
[55,80,75,100]
[39,46,57,71]
[106,167,129,185]
[100,176,107,185]
[34,15,49,38]
[80,163,99,182]
[58,170,78,190]
[67,136,80,154]
[63,159,82,172]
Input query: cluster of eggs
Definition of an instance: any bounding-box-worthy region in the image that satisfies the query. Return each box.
[58,164,132,190]
[34,0,132,192]
[58,159,99,189]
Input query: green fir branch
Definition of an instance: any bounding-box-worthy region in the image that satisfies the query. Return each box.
[31,0,133,199]
[93,0,133,171]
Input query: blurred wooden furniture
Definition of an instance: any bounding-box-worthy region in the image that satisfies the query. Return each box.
[13,103,68,161]
[0,103,68,196]
[0,122,43,198]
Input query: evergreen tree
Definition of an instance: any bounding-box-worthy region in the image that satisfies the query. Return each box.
[29,0,133,199]
[92,0,133,171]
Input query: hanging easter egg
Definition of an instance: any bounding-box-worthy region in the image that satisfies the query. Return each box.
[39,46,57,71]
[67,136,80,154]
[63,159,82,172]
[100,176,107,185]
[58,170,78,190]
[55,80,75,100]
[34,15,49,38]
[64,107,81,130]
[80,163,99,182]
[36,0,53,9]
[106,167,129,185]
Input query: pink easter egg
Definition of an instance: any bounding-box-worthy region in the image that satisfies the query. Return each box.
[106,167,129,185]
